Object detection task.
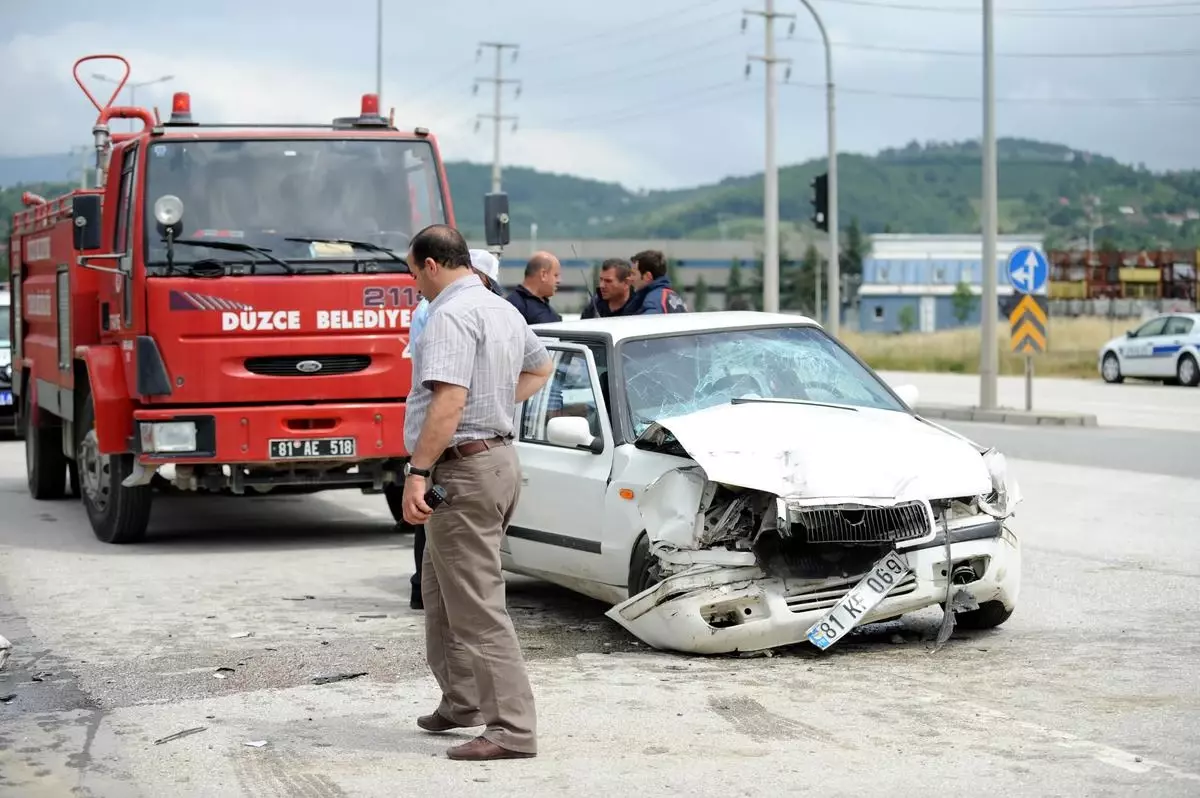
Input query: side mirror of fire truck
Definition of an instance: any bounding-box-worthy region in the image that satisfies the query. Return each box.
[484,192,510,248]
[72,195,103,251]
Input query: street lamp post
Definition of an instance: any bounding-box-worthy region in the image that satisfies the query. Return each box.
[92,73,174,131]
[795,0,839,336]
[979,0,999,410]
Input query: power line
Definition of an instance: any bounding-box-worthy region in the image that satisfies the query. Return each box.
[529,81,749,129]
[517,0,730,62]
[785,80,1200,105]
[819,0,1200,15]
[532,35,748,91]
[788,35,1200,58]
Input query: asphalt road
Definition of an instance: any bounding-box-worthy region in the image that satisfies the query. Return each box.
[1,430,1198,797]
[878,370,1200,432]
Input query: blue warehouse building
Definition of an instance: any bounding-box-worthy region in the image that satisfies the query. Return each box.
[857,234,1045,334]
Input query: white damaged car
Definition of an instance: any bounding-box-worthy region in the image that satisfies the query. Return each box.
[504,311,1021,655]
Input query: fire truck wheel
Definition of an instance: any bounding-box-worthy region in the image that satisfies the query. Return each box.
[24,389,68,500]
[77,393,152,544]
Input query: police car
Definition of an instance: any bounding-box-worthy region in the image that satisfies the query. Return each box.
[0,287,15,433]
[1098,312,1200,387]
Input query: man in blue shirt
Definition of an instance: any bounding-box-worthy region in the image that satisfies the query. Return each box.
[581,258,636,318]
[505,252,562,325]
[405,248,503,610]
[627,249,688,314]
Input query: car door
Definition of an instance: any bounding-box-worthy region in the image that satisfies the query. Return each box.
[508,343,616,584]
[1161,316,1196,376]
[1117,316,1169,378]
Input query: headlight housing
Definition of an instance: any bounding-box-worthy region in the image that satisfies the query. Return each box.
[139,421,198,453]
[976,449,1021,518]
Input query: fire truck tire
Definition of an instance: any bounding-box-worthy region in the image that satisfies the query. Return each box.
[77,393,152,544]
[24,390,68,500]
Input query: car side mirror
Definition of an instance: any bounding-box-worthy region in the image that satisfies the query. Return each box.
[72,194,102,251]
[1125,330,1135,338]
[892,383,919,409]
[546,415,601,452]
[484,192,510,247]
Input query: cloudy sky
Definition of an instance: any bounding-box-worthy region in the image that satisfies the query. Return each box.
[2,0,1198,190]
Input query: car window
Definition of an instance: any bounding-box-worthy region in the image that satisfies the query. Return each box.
[1133,317,1168,337]
[520,349,601,444]
[619,325,907,436]
[1163,316,1195,336]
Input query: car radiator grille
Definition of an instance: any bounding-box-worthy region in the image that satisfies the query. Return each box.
[792,500,932,545]
[244,355,371,376]
[785,572,918,614]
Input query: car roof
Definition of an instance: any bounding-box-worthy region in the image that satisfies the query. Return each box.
[531,311,821,343]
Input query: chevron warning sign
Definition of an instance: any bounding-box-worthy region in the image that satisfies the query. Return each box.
[1009,294,1048,354]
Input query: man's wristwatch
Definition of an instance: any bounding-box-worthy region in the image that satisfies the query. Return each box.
[404,462,431,479]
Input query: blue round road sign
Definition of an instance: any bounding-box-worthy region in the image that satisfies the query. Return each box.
[1006,246,1048,295]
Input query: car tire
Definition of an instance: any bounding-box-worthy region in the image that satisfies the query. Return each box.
[1177,354,1199,388]
[954,600,1013,630]
[1100,352,1124,384]
[77,391,152,544]
[25,389,67,500]
[627,532,663,597]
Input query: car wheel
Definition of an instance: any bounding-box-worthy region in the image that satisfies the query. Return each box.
[954,600,1013,630]
[1177,354,1200,387]
[627,533,663,597]
[1100,352,1123,384]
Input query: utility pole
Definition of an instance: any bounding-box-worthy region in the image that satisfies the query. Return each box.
[980,0,999,409]
[375,0,383,104]
[474,42,521,194]
[744,1,794,314]
[795,0,839,335]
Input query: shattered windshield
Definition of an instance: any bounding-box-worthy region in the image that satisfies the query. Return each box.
[142,138,446,272]
[620,325,907,435]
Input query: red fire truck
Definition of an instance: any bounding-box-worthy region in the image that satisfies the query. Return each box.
[6,54,510,544]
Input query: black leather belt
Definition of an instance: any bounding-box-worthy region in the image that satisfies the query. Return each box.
[436,436,511,464]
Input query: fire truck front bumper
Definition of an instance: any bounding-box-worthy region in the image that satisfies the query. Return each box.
[130,402,408,476]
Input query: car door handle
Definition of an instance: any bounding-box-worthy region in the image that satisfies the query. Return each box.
[520,472,529,485]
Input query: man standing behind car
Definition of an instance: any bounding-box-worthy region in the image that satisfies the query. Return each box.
[404,248,505,611]
[628,249,688,314]
[506,251,562,324]
[401,224,552,761]
[581,258,635,318]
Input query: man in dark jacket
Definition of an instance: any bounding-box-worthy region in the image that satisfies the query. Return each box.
[627,249,688,315]
[506,251,562,324]
[581,258,635,318]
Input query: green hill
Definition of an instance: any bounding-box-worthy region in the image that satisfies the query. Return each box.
[4,137,1199,277]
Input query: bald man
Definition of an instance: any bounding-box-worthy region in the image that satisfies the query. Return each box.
[505,251,562,325]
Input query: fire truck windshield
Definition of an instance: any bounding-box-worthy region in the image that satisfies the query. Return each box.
[142,138,446,273]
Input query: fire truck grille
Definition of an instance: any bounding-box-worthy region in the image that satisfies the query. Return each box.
[244,355,371,377]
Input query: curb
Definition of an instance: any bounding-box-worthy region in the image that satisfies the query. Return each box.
[914,403,1099,427]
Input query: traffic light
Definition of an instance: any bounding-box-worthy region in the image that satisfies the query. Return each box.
[810,172,829,232]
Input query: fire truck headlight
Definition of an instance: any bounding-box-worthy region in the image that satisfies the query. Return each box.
[140,421,197,453]
[153,194,185,228]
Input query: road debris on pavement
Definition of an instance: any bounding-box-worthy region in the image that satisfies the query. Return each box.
[311,671,367,685]
[153,727,207,745]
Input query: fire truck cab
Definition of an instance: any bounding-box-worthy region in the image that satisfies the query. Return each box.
[7,54,511,544]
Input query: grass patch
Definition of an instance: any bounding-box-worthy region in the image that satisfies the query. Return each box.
[842,316,1127,379]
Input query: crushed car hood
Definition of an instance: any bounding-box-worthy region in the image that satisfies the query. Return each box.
[635,400,991,501]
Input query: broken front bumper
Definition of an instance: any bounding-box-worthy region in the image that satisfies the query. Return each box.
[605,523,1020,655]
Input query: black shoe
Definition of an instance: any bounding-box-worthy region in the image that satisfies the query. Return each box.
[410,591,424,610]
